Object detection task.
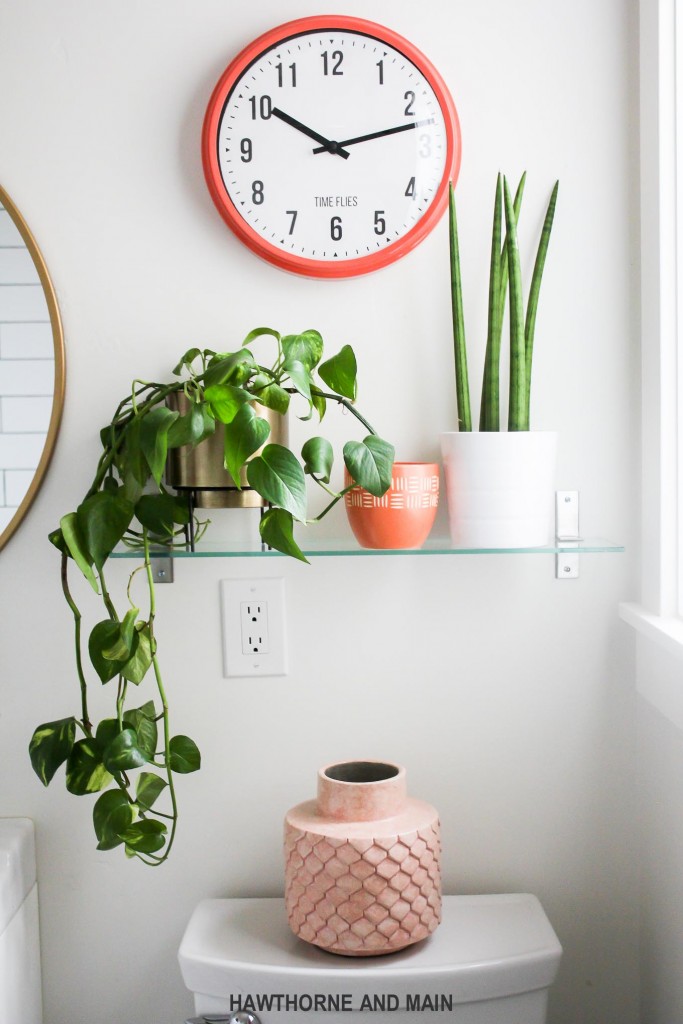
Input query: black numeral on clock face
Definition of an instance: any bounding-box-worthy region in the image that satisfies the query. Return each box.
[321,50,344,76]
[249,95,272,119]
[252,180,264,204]
[376,59,384,85]
[404,91,416,116]
[405,177,416,198]
[286,210,298,234]
[330,216,342,241]
[276,63,297,87]
[374,211,386,235]
[240,138,253,163]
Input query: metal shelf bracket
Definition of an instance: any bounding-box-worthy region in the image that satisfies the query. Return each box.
[555,490,580,579]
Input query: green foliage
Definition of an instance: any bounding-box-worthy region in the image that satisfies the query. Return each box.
[30,328,393,866]
[448,174,559,432]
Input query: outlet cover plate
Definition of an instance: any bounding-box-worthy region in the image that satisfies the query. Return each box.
[221,577,288,677]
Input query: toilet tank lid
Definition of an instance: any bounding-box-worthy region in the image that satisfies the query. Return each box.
[0,818,37,935]
[179,894,562,1007]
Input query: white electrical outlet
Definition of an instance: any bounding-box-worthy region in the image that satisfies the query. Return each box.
[221,577,287,677]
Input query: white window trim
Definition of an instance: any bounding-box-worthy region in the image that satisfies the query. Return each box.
[620,0,682,655]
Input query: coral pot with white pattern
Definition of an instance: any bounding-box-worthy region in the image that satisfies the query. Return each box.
[284,761,441,956]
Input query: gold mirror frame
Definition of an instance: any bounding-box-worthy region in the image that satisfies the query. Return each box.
[0,186,65,552]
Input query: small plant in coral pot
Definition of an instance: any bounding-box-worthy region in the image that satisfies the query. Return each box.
[440,172,559,547]
[28,328,393,865]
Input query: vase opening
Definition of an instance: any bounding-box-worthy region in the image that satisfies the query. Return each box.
[323,761,400,784]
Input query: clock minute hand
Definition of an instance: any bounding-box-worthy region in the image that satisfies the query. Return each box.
[312,117,435,154]
[271,107,350,159]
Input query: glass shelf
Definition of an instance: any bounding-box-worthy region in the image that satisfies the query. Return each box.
[111,537,624,559]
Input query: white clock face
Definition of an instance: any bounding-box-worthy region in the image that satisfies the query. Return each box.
[214,27,451,268]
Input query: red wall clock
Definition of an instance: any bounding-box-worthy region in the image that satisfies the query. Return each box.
[202,15,461,278]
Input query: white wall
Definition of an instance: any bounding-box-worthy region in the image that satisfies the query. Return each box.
[0,2,639,1022]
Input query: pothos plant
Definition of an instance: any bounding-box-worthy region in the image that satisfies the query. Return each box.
[28,328,394,866]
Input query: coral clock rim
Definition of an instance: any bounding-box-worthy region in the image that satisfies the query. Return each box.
[201,15,462,278]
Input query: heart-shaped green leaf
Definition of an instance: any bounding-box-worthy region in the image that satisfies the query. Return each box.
[343,436,395,497]
[169,735,201,774]
[246,444,307,521]
[135,772,167,811]
[283,357,312,403]
[89,620,130,683]
[102,607,139,661]
[103,728,148,773]
[93,789,135,851]
[204,383,252,424]
[76,491,135,572]
[259,508,309,563]
[120,624,153,685]
[122,703,157,759]
[135,492,190,538]
[282,330,323,371]
[252,382,290,416]
[59,512,98,592]
[29,716,77,786]
[223,404,271,488]
[66,739,113,795]
[318,345,357,400]
[301,437,334,483]
[121,819,167,854]
[167,402,216,448]
[139,406,179,485]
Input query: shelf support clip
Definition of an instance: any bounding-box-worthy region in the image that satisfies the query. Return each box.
[555,490,581,580]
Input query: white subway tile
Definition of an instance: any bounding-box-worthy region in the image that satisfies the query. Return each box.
[2,396,53,432]
[0,210,22,246]
[4,469,34,506]
[0,433,46,469]
[0,249,40,284]
[0,359,54,395]
[0,322,54,359]
[0,508,16,533]
[0,284,48,321]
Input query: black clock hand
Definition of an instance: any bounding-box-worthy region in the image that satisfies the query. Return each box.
[312,117,435,154]
[271,107,350,159]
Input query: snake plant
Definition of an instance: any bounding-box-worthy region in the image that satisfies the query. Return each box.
[449,173,559,431]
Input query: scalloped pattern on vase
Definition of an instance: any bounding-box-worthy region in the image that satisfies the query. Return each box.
[284,822,441,956]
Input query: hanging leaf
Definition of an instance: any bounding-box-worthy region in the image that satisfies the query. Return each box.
[59,512,98,592]
[122,703,158,759]
[29,717,77,786]
[301,437,333,483]
[93,789,136,851]
[65,739,113,795]
[76,492,135,571]
[139,406,179,485]
[259,508,309,563]
[251,382,290,416]
[135,492,190,538]
[204,383,252,424]
[246,444,308,521]
[282,330,324,371]
[318,345,357,400]
[169,735,201,774]
[89,618,139,683]
[223,404,271,488]
[121,819,167,854]
[167,402,216,448]
[283,357,312,403]
[120,624,153,685]
[102,607,139,661]
[135,772,167,811]
[343,436,394,497]
[102,728,148,773]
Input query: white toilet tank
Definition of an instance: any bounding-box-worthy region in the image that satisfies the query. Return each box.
[0,818,43,1024]
[179,894,562,1024]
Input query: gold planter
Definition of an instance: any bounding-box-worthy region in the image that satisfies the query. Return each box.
[166,394,287,509]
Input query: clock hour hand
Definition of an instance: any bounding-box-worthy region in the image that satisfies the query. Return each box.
[271,107,350,159]
[312,117,435,154]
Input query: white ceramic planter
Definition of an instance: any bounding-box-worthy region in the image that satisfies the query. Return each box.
[440,431,558,548]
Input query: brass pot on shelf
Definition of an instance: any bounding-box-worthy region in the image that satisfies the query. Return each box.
[166,393,287,509]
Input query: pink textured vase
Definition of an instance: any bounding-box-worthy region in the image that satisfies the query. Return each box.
[284,761,441,956]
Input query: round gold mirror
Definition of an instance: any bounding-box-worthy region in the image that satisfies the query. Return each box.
[0,186,65,551]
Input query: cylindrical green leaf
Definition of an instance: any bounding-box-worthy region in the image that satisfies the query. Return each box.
[524,180,559,426]
[503,177,527,431]
[480,174,503,431]
[448,182,472,431]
